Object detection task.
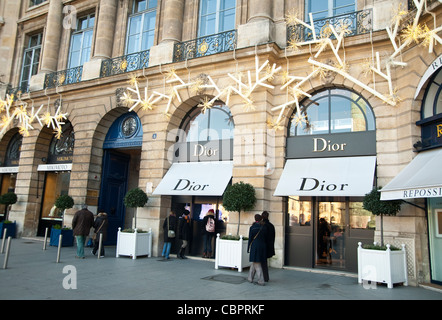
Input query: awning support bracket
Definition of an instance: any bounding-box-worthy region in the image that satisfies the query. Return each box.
[402,200,426,211]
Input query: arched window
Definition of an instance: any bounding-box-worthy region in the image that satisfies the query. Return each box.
[180,104,234,142]
[417,68,442,150]
[289,88,375,136]
[421,68,442,119]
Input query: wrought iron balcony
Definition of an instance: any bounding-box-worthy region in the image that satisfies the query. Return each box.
[173,30,237,62]
[44,66,83,89]
[287,9,373,45]
[5,84,29,99]
[408,0,438,10]
[100,49,150,78]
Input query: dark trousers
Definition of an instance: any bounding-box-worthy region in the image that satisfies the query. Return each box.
[262,258,269,282]
[92,239,105,256]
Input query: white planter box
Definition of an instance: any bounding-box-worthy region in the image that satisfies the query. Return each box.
[116,228,152,259]
[215,233,251,272]
[357,242,408,289]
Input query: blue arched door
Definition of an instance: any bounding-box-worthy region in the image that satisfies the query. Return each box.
[99,112,142,245]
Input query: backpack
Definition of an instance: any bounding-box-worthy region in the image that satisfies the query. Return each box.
[206,217,215,232]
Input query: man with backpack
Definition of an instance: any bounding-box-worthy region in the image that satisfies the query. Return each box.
[202,209,216,258]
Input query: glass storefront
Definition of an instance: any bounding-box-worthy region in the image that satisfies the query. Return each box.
[171,196,229,257]
[286,197,375,271]
[428,198,442,284]
[283,88,376,272]
[37,122,74,236]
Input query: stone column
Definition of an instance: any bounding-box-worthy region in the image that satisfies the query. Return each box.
[237,0,275,48]
[94,0,118,59]
[40,0,63,73]
[248,0,272,22]
[148,0,185,66]
[161,0,185,43]
[82,0,118,81]
[30,0,62,91]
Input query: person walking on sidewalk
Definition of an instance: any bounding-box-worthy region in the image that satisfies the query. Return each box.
[261,211,275,282]
[72,204,94,259]
[178,210,191,259]
[162,211,177,259]
[92,211,108,257]
[247,214,268,286]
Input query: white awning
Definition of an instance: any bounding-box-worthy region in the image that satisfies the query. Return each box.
[274,156,376,197]
[153,161,233,196]
[380,149,442,200]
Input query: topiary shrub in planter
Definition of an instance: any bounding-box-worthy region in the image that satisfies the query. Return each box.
[50,224,74,247]
[363,187,402,246]
[117,188,151,259]
[217,182,256,271]
[0,192,17,222]
[222,182,256,236]
[49,195,74,247]
[116,227,152,259]
[0,220,16,239]
[215,233,251,272]
[358,188,406,288]
[123,187,148,230]
[357,242,408,289]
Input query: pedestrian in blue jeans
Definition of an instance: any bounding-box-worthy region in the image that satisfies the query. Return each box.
[72,204,94,259]
[162,211,176,259]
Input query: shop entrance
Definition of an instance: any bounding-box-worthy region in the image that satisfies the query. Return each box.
[428,198,442,285]
[98,150,130,245]
[285,197,375,272]
[99,112,142,245]
[171,196,228,257]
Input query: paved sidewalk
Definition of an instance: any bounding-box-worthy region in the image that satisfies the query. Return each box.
[0,238,441,301]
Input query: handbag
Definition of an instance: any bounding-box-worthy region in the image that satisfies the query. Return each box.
[167,216,175,238]
[93,220,105,240]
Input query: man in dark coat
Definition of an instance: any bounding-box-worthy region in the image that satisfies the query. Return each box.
[261,211,275,282]
[72,204,94,259]
[247,214,267,286]
[92,211,108,257]
[162,211,177,259]
[178,210,191,259]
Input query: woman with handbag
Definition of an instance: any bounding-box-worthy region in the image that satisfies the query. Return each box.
[247,214,268,286]
[92,211,108,257]
[162,211,177,259]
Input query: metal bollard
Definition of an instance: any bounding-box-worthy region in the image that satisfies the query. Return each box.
[0,231,6,254]
[3,236,11,269]
[98,233,103,259]
[56,234,62,263]
[43,228,48,250]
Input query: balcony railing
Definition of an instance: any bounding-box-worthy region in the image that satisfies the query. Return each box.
[44,66,83,89]
[408,0,438,10]
[287,9,373,45]
[6,84,29,100]
[173,30,237,63]
[100,49,150,78]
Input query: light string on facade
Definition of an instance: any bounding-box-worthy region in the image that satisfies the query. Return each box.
[274,0,442,130]
[0,91,68,139]
[2,0,441,139]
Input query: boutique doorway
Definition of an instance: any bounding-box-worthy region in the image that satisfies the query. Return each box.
[171,196,228,257]
[98,112,142,245]
[284,197,375,272]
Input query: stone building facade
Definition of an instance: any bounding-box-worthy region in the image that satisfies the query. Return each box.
[0,0,441,286]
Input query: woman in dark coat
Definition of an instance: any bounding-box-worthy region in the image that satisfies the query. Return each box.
[247,214,267,285]
[92,211,108,257]
[178,210,191,259]
[202,209,216,258]
[162,211,177,259]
